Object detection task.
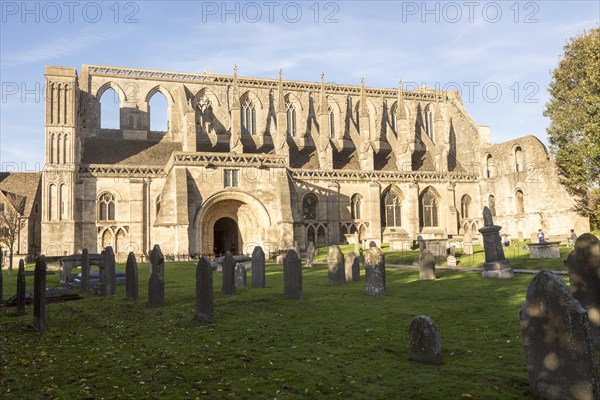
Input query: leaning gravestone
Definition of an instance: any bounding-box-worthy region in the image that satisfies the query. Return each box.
[328,245,345,285]
[306,242,315,268]
[283,249,302,300]
[16,259,26,316]
[478,206,514,279]
[81,248,90,291]
[345,252,360,282]
[147,245,165,307]
[419,249,436,280]
[221,251,236,296]
[520,270,600,400]
[365,245,385,296]
[566,233,600,349]
[33,256,47,333]
[235,263,247,288]
[102,246,117,296]
[251,246,265,288]
[125,252,139,301]
[195,256,213,323]
[409,315,442,365]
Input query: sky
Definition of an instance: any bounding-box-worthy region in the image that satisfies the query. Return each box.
[1,0,598,172]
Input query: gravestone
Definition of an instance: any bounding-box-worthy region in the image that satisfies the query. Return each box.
[478,207,514,279]
[365,245,385,296]
[0,247,3,304]
[447,256,457,267]
[102,246,117,296]
[195,256,214,323]
[520,270,600,400]
[16,259,26,316]
[354,232,359,254]
[221,251,236,296]
[294,241,301,259]
[283,249,302,300]
[235,263,247,288]
[345,252,360,282]
[408,316,442,365]
[327,245,345,285]
[419,250,436,280]
[81,248,90,291]
[125,252,138,301]
[147,244,165,307]
[463,233,473,256]
[33,256,47,333]
[567,233,600,349]
[251,246,265,288]
[305,242,315,268]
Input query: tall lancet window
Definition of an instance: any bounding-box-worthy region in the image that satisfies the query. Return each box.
[390,104,397,133]
[328,106,335,138]
[241,98,256,135]
[425,108,434,140]
[286,99,296,137]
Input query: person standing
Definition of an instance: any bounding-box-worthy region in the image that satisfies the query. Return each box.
[569,229,577,247]
[537,229,545,244]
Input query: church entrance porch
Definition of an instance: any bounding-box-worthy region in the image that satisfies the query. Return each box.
[213,217,239,255]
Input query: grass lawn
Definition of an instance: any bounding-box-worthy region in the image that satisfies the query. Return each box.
[1,259,566,400]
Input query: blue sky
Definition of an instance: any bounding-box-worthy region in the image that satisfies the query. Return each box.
[1,0,598,171]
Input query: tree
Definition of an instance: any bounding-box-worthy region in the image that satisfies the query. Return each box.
[544,27,600,222]
[0,204,25,271]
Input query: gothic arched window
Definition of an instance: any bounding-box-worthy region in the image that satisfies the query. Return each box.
[241,97,256,135]
[382,190,402,228]
[516,190,525,214]
[424,106,434,141]
[328,105,335,138]
[390,104,397,133]
[286,99,296,137]
[420,189,439,228]
[514,146,524,172]
[302,194,318,221]
[461,194,472,219]
[351,194,362,220]
[98,193,116,221]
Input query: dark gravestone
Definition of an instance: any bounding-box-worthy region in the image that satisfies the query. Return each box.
[478,206,514,279]
[409,316,442,365]
[195,257,214,323]
[0,247,3,304]
[235,263,247,288]
[327,245,345,285]
[283,249,303,300]
[520,270,600,400]
[365,246,385,296]
[81,248,90,291]
[103,246,117,296]
[345,252,360,282]
[419,249,436,280]
[221,251,236,296]
[16,259,26,316]
[567,233,600,349]
[251,246,265,288]
[33,256,47,333]
[148,245,165,307]
[306,242,315,268]
[125,252,139,301]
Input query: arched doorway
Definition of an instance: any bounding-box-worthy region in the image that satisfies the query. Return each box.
[213,217,239,255]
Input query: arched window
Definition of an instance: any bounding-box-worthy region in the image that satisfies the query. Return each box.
[382,190,402,227]
[390,104,397,133]
[306,226,315,246]
[302,194,318,221]
[514,146,523,172]
[48,184,56,221]
[425,106,434,140]
[99,88,120,129]
[485,154,493,178]
[156,195,161,216]
[461,194,471,219]
[516,190,525,214]
[488,194,496,217]
[197,96,214,134]
[241,97,256,135]
[328,105,335,138]
[58,184,67,221]
[98,193,116,221]
[149,91,169,132]
[420,189,439,228]
[351,194,362,220]
[286,99,296,136]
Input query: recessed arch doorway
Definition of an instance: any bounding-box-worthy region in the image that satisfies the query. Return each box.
[213,217,240,255]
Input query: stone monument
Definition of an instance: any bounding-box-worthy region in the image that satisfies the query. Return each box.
[148,244,165,307]
[419,249,436,280]
[365,244,385,296]
[305,242,315,268]
[478,206,514,279]
[409,316,442,365]
[327,245,345,285]
[251,246,265,288]
[195,256,214,323]
[16,259,26,316]
[283,249,302,300]
[33,256,47,333]
[221,251,236,296]
[125,252,138,301]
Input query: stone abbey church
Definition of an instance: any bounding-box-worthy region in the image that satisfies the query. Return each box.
[30,64,588,258]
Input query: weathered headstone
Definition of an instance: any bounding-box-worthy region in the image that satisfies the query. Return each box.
[447,255,457,267]
[327,245,345,285]
[81,248,90,291]
[305,242,315,268]
[345,252,360,282]
[195,256,213,323]
[125,252,138,301]
[353,232,359,254]
[365,245,385,296]
[478,207,514,279]
[409,316,442,365]
[16,259,26,316]
[567,233,600,349]
[235,263,247,288]
[463,233,473,256]
[251,246,265,288]
[148,245,165,307]
[419,250,436,280]
[102,246,117,296]
[283,249,302,300]
[221,251,236,296]
[520,270,600,400]
[33,256,47,333]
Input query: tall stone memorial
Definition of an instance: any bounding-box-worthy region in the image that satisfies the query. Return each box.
[235,263,247,288]
[478,206,514,279]
[520,270,600,400]
[305,242,315,268]
[195,256,214,323]
[251,246,265,288]
[567,233,600,349]
[125,252,139,301]
[345,252,360,282]
[33,256,47,333]
[81,248,90,291]
[148,245,165,307]
[103,246,117,296]
[283,249,302,300]
[221,251,236,296]
[327,245,345,285]
[16,259,26,316]
[365,244,385,296]
[418,249,436,280]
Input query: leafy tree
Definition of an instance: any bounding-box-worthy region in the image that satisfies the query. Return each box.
[544,27,600,223]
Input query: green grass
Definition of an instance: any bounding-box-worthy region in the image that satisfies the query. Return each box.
[0,261,570,399]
